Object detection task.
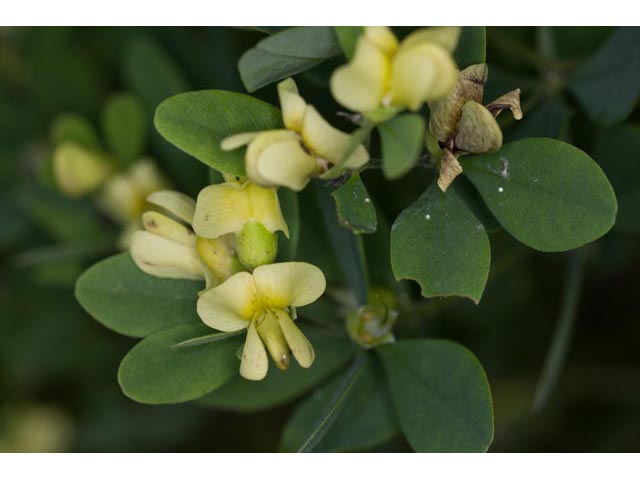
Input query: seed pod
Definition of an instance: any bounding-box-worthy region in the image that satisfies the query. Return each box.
[454,101,503,154]
[236,220,278,270]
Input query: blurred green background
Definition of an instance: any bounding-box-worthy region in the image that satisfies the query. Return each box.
[0,26,639,452]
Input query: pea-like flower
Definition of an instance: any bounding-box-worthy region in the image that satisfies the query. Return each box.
[197,262,326,381]
[130,190,241,288]
[192,178,289,270]
[330,26,461,121]
[221,78,369,191]
[427,63,523,191]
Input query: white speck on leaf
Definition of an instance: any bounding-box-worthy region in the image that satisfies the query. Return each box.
[425,214,431,220]
[364,197,371,203]
[498,187,504,193]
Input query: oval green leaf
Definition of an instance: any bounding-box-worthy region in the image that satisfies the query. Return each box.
[331,173,377,234]
[335,26,363,60]
[280,354,398,452]
[238,26,342,92]
[461,138,617,252]
[154,90,282,176]
[593,126,640,233]
[390,181,491,304]
[379,113,425,180]
[569,27,640,126]
[101,92,147,167]
[118,323,243,404]
[378,339,494,452]
[75,253,203,338]
[197,325,354,412]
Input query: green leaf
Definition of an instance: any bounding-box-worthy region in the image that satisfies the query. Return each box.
[172,330,243,349]
[334,26,363,60]
[238,26,342,92]
[118,323,242,404]
[379,113,425,180]
[593,126,640,233]
[75,253,203,338]
[154,90,282,176]
[277,187,300,261]
[123,36,189,111]
[461,138,618,252]
[455,27,487,69]
[101,92,147,167]
[390,181,491,303]
[197,326,354,412]
[569,27,640,125]
[50,112,100,150]
[313,180,369,305]
[280,354,398,452]
[378,339,494,452]
[331,173,377,234]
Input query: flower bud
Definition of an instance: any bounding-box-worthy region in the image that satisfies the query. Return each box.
[346,303,397,349]
[236,220,278,270]
[53,142,113,197]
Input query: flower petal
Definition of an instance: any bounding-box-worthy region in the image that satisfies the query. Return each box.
[98,174,145,223]
[278,78,307,132]
[127,158,170,197]
[130,230,204,280]
[390,43,458,111]
[197,271,258,331]
[364,26,398,56]
[245,130,300,187]
[192,181,288,238]
[142,211,195,246]
[253,262,326,309]
[276,310,315,369]
[400,26,462,53]
[301,106,353,165]
[437,148,464,192]
[146,190,196,224]
[240,322,268,381]
[254,139,319,192]
[53,143,113,197]
[486,89,523,120]
[330,35,390,113]
[195,235,239,285]
[220,132,262,151]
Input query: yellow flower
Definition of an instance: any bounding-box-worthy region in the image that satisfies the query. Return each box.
[192,178,288,269]
[130,190,241,288]
[98,158,170,225]
[221,78,369,191]
[52,142,113,197]
[330,26,461,119]
[197,262,326,381]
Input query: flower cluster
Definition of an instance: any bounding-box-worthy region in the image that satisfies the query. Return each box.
[130,178,326,381]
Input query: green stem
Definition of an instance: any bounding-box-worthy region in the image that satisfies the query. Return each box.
[297,350,367,452]
[531,249,585,413]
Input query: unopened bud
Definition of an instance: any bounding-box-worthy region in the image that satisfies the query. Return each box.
[346,303,397,349]
[53,142,113,197]
[236,220,278,270]
[195,235,243,286]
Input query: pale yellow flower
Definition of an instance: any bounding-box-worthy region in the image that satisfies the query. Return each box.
[130,190,240,287]
[221,78,369,191]
[330,26,461,119]
[197,262,326,380]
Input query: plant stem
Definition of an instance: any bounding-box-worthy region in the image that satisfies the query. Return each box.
[531,249,585,413]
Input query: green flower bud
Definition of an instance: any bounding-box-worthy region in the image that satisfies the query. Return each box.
[346,303,397,349]
[236,220,278,270]
[53,142,113,197]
